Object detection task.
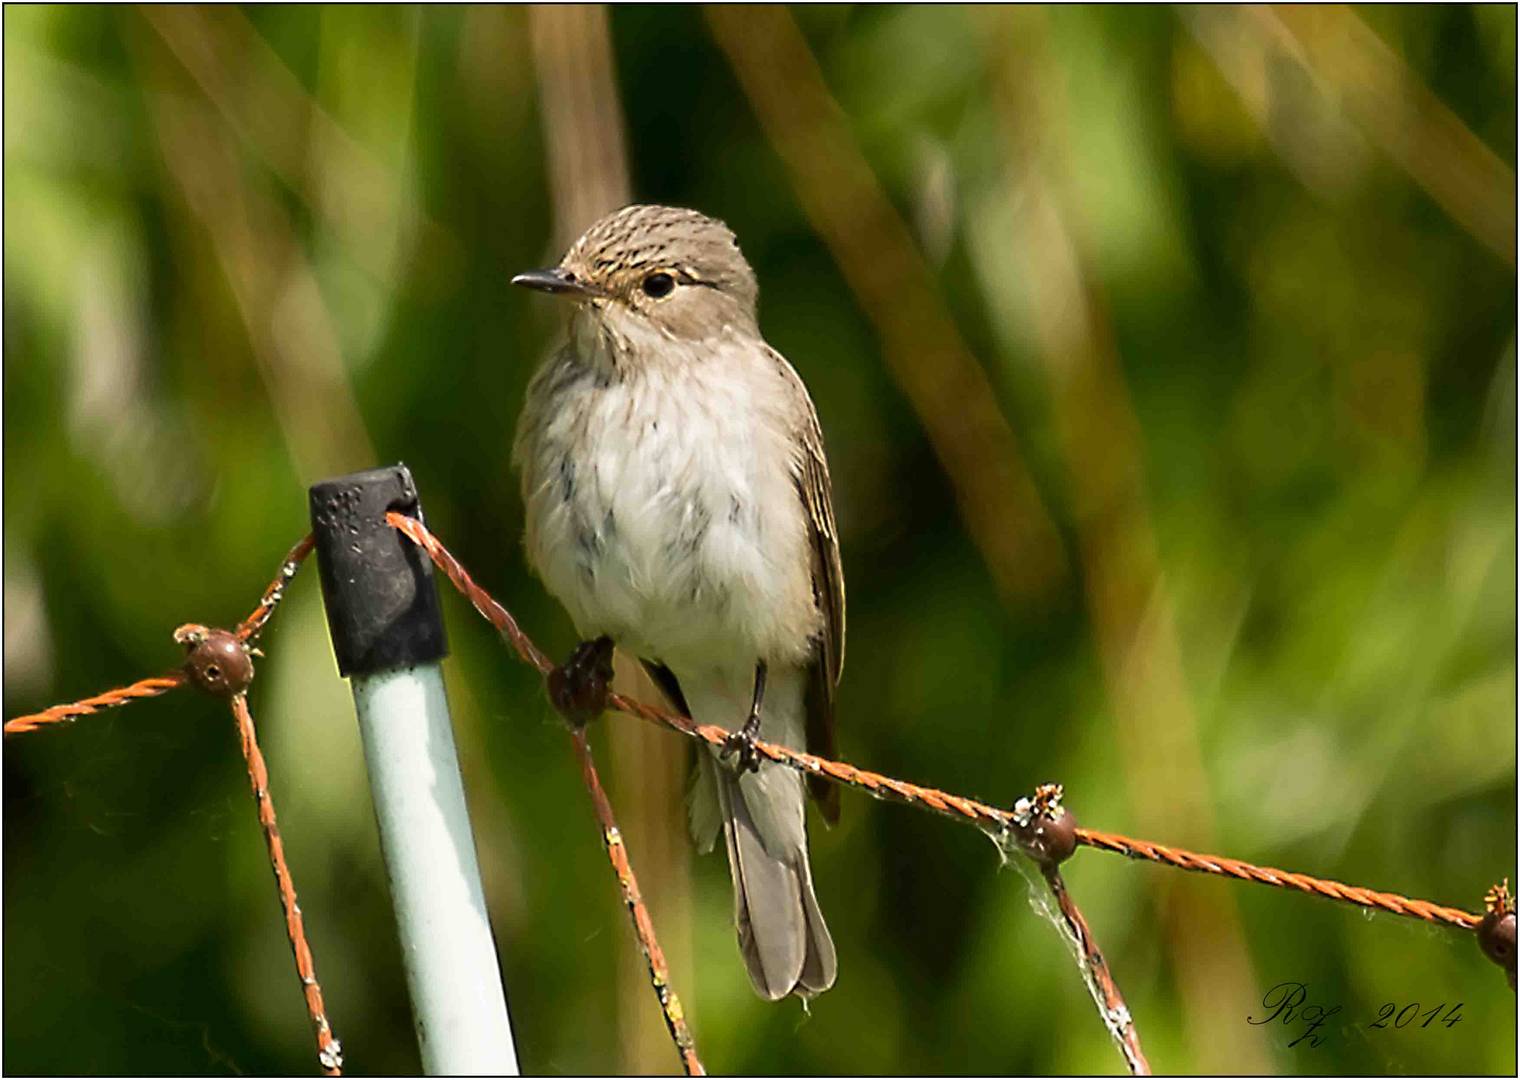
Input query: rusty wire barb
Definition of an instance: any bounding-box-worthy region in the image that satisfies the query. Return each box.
[1009,784,1147,1074]
[5,540,340,1076]
[1478,880,1517,990]
[6,534,316,737]
[383,510,1501,941]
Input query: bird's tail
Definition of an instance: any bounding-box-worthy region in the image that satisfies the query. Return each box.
[685,669,836,999]
[696,748,835,1000]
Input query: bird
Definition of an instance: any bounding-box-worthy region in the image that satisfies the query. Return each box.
[511,204,844,1000]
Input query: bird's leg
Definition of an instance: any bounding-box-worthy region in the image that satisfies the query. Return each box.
[720,660,767,774]
[547,635,615,729]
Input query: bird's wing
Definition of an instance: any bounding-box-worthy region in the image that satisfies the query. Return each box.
[639,658,692,719]
[774,348,845,824]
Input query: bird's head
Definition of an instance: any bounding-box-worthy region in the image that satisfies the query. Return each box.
[513,205,760,353]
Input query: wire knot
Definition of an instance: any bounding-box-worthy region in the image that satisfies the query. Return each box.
[175,623,256,697]
[1479,878,1516,990]
[1008,782,1078,867]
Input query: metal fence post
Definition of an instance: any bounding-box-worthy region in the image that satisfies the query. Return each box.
[309,464,518,1075]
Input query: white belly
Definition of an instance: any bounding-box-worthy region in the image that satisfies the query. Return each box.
[518,356,817,672]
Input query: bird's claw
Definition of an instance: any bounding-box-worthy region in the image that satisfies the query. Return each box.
[720,724,763,774]
[548,636,615,729]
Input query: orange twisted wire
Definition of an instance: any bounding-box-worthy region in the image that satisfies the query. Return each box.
[236,533,316,643]
[5,673,188,734]
[1043,864,1149,1074]
[8,517,1497,1072]
[6,534,314,736]
[385,511,1488,936]
[385,512,553,673]
[232,693,343,1075]
[571,728,705,1075]
[387,513,701,1072]
[5,539,340,1074]
[1073,827,1482,931]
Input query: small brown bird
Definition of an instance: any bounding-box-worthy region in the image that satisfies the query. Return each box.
[512,205,843,999]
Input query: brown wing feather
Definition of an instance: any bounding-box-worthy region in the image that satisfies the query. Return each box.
[774,348,845,824]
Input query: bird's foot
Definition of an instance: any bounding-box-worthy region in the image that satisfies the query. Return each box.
[547,636,615,729]
[720,715,764,775]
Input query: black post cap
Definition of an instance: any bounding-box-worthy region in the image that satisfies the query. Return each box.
[309,464,448,677]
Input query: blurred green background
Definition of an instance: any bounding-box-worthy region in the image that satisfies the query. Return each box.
[4,4,1515,1075]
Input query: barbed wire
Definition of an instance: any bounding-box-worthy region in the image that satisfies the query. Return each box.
[387,512,1150,1069]
[231,689,343,1074]
[5,541,341,1076]
[384,511,1490,936]
[384,508,1514,1073]
[236,534,316,643]
[570,724,705,1075]
[1075,828,1481,931]
[4,534,314,737]
[4,673,188,734]
[1041,862,1148,1074]
[383,513,707,1071]
[5,527,700,1074]
[6,516,1511,1076]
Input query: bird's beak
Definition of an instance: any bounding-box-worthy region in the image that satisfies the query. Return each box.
[511,266,602,298]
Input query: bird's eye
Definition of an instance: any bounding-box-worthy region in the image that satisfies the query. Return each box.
[641,272,675,299]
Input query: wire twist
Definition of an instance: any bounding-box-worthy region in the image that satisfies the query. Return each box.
[385,515,703,1070]
[1074,828,1481,931]
[5,674,188,734]
[6,517,1503,1076]
[571,728,705,1075]
[6,533,314,736]
[233,693,344,1074]
[1042,864,1149,1074]
[5,536,339,1074]
[385,510,1488,935]
[236,534,316,643]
